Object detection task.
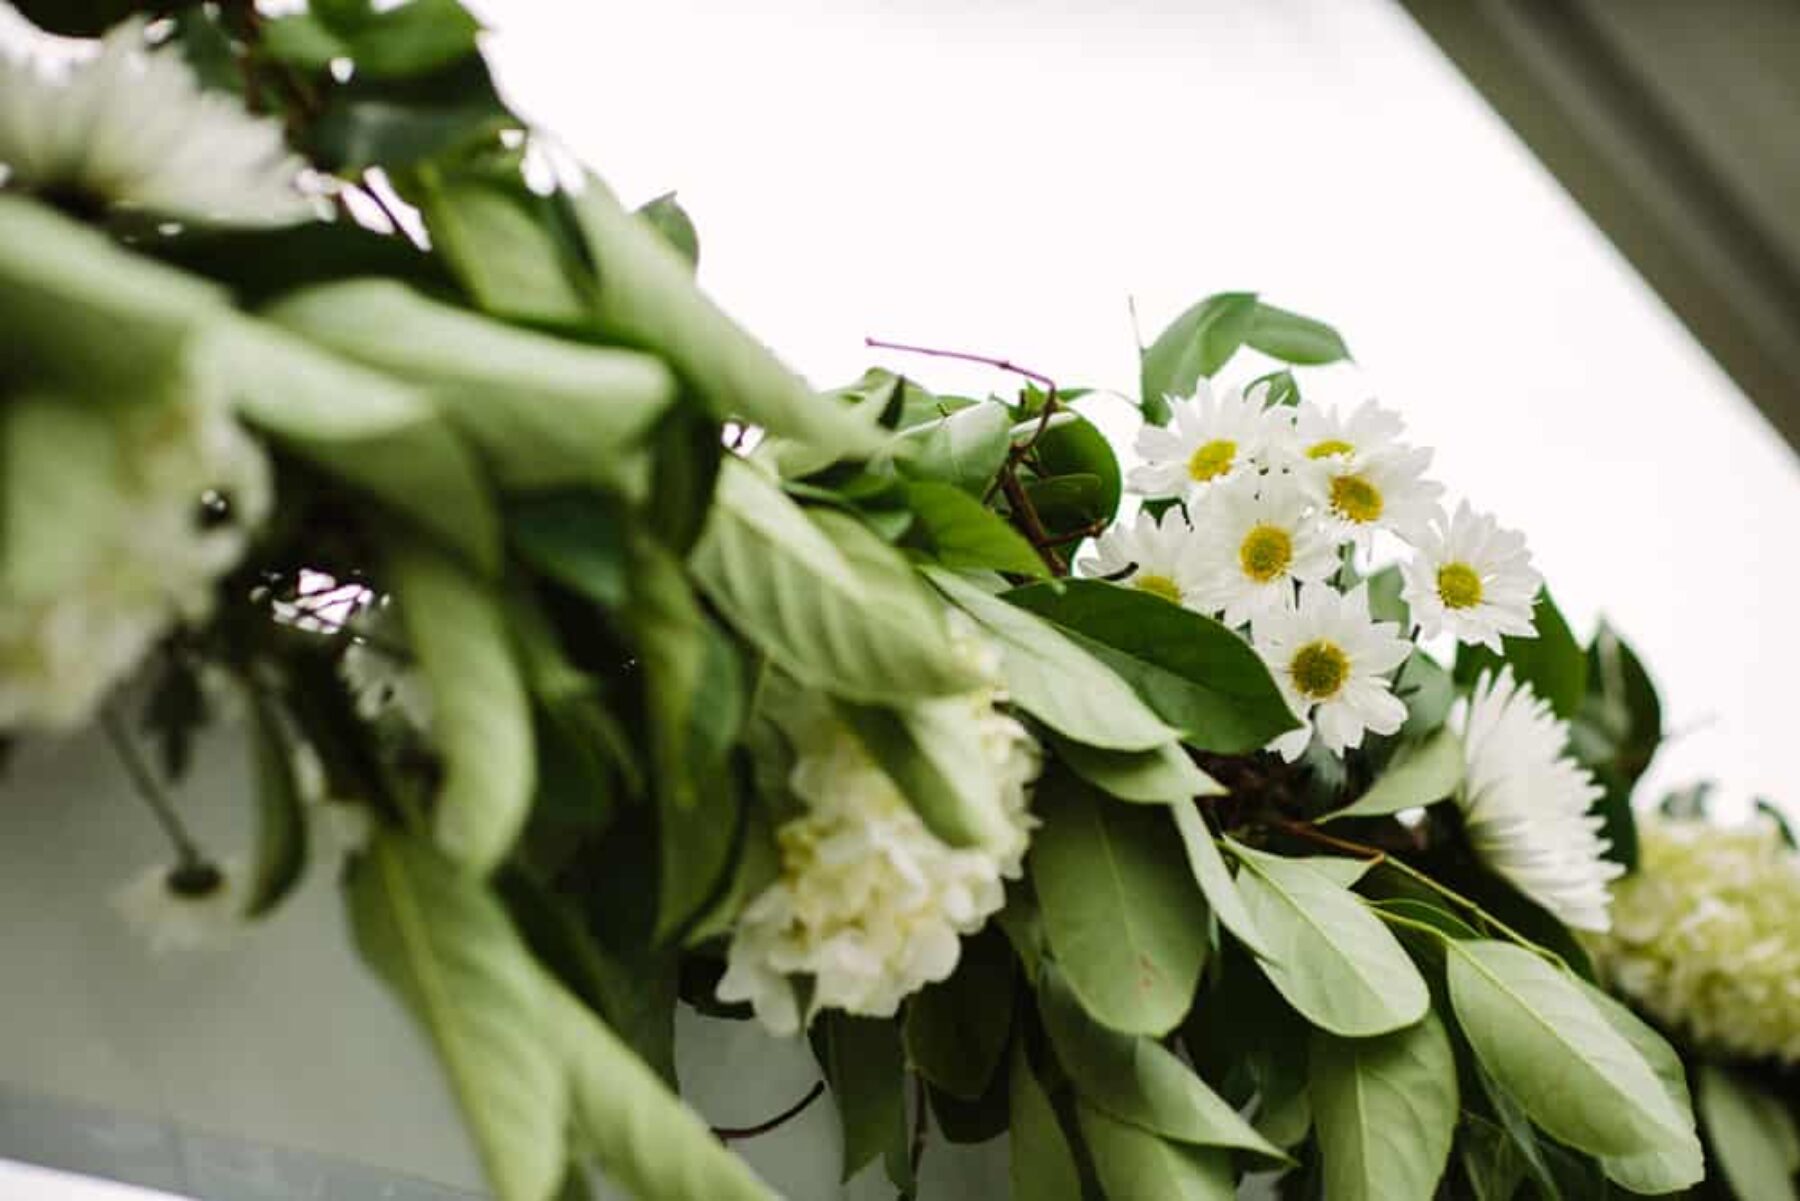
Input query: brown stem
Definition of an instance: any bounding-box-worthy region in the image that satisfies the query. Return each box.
[1272,817,1385,863]
[711,1081,826,1142]
[1001,470,1066,576]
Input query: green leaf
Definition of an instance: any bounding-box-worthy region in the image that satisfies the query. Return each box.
[1170,804,1270,959]
[1571,622,1661,873]
[1446,939,1694,1160]
[147,219,453,308]
[335,0,482,79]
[896,401,1012,494]
[1309,1011,1457,1201]
[1455,590,1586,720]
[1699,1063,1800,1201]
[214,321,502,573]
[415,166,589,327]
[1246,302,1351,365]
[1051,737,1222,805]
[312,100,513,174]
[1228,841,1429,1037]
[1031,771,1208,1036]
[570,178,887,456]
[1396,651,1455,739]
[691,462,981,703]
[1249,369,1301,407]
[261,14,352,74]
[508,493,628,609]
[245,692,308,919]
[840,693,1014,851]
[905,480,1048,576]
[1078,1104,1236,1201]
[635,192,700,269]
[1040,966,1285,1160]
[1327,726,1464,821]
[1009,1039,1083,1200]
[545,978,775,1200]
[1138,292,1259,424]
[1582,980,1703,1193]
[349,834,568,1201]
[265,280,675,494]
[904,926,1014,1100]
[1026,411,1123,534]
[388,538,535,872]
[813,1013,908,1181]
[1004,580,1298,754]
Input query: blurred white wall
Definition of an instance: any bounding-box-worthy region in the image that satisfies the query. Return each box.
[473,0,1800,820]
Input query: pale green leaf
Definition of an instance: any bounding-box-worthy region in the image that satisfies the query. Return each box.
[1078,1104,1236,1201]
[1326,727,1464,821]
[1138,292,1259,425]
[690,461,980,702]
[1031,771,1208,1036]
[415,167,589,328]
[1446,939,1692,1159]
[1246,302,1351,365]
[1009,1039,1083,1201]
[1169,806,1269,959]
[388,539,535,873]
[1581,980,1703,1193]
[924,567,1177,752]
[0,396,124,602]
[635,192,700,269]
[349,835,567,1201]
[1040,967,1285,1161]
[896,401,1013,494]
[1699,1063,1799,1201]
[1052,737,1222,805]
[545,979,775,1200]
[905,480,1048,576]
[1229,840,1428,1037]
[1309,1010,1457,1201]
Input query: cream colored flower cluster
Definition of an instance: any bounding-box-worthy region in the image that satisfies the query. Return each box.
[0,390,269,729]
[1592,814,1800,1064]
[718,625,1039,1036]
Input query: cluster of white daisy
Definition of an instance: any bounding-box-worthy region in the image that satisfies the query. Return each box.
[1591,814,1800,1064]
[718,621,1040,1035]
[0,388,270,730]
[1088,378,1622,931]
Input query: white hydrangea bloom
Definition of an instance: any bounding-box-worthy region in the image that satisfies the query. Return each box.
[0,393,271,730]
[1186,475,1339,628]
[1401,501,1542,650]
[0,12,318,224]
[1129,378,1285,501]
[113,858,243,954]
[1591,814,1800,1064]
[1253,582,1410,761]
[1456,668,1621,932]
[1074,508,1208,611]
[718,621,1039,1036]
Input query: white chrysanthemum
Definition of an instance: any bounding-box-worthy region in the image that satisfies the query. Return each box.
[113,858,243,954]
[1129,378,1283,500]
[718,626,1040,1036]
[1301,444,1443,549]
[1186,476,1339,627]
[1254,582,1409,761]
[1456,668,1620,932]
[339,597,434,732]
[1401,502,1542,650]
[1591,815,1800,1064]
[1280,397,1406,468]
[0,14,317,225]
[0,393,271,730]
[1074,508,1207,610]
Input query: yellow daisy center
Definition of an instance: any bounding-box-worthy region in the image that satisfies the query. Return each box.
[1133,572,1182,604]
[1238,524,1294,583]
[1188,439,1237,483]
[1289,640,1350,701]
[1307,438,1355,460]
[1436,562,1484,610]
[1328,473,1383,525]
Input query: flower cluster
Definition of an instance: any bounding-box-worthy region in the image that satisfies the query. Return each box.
[1591,814,1800,1064]
[718,624,1040,1035]
[0,390,269,730]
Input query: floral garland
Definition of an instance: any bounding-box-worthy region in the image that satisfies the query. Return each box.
[0,3,1792,1199]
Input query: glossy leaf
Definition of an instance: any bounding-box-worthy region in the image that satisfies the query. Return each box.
[896,400,1013,495]
[905,480,1048,576]
[1699,1063,1800,1201]
[1138,292,1259,424]
[1026,411,1123,533]
[1309,1011,1457,1201]
[1327,726,1463,821]
[1078,1104,1236,1201]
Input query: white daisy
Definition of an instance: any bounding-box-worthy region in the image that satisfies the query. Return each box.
[1129,378,1282,500]
[1301,444,1443,549]
[1401,501,1542,650]
[1281,397,1406,467]
[1253,582,1410,761]
[1456,669,1620,932]
[1074,508,1207,609]
[0,15,317,225]
[113,858,244,954]
[1186,476,1339,627]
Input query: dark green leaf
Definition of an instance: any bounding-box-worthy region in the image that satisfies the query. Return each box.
[646,400,725,554]
[336,0,481,78]
[1246,302,1351,365]
[1139,292,1259,424]
[245,692,309,919]
[1009,1038,1084,1200]
[904,926,1015,1100]
[145,220,453,308]
[313,100,513,173]
[905,480,1048,577]
[813,1013,908,1181]
[508,494,628,609]
[1027,412,1122,534]
[635,192,700,270]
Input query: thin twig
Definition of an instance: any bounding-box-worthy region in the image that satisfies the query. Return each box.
[711,1081,826,1142]
[864,337,1057,392]
[1001,471,1066,576]
[101,704,202,867]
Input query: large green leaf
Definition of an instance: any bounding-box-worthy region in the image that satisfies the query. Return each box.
[1326,726,1464,821]
[1040,967,1284,1160]
[925,568,1177,752]
[1004,580,1297,753]
[545,980,775,1200]
[1228,841,1429,1037]
[813,1012,908,1182]
[349,835,567,1201]
[1051,737,1221,805]
[1582,981,1703,1193]
[896,401,1013,495]
[904,926,1013,1101]
[570,178,886,456]
[507,493,628,609]
[1245,302,1351,365]
[690,462,980,703]
[1078,1104,1236,1201]
[1009,1039,1083,1201]
[264,280,675,494]
[1025,409,1123,536]
[1446,939,1693,1160]
[1138,292,1259,425]
[1699,1063,1800,1201]
[635,192,700,269]
[1455,590,1586,720]
[414,167,590,327]
[1309,1010,1457,1201]
[905,480,1048,576]
[388,539,535,872]
[1030,771,1208,1036]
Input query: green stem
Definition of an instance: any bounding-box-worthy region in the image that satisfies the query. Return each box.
[101,704,203,868]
